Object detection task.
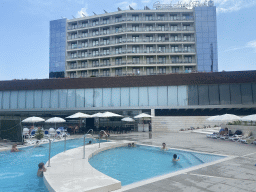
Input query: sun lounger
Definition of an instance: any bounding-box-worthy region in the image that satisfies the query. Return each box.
[240,136,254,144]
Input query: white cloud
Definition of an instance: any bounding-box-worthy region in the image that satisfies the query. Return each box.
[224,40,256,52]
[77,5,89,18]
[117,1,138,10]
[142,0,151,3]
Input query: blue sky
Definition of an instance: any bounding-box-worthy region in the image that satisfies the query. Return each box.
[0,0,255,80]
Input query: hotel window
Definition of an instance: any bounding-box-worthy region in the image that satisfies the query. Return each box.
[158,35,165,41]
[171,46,179,52]
[132,57,140,64]
[146,46,153,53]
[185,67,192,72]
[146,67,154,75]
[115,68,122,76]
[159,67,166,74]
[103,49,109,55]
[71,43,77,49]
[103,69,110,76]
[158,46,165,53]
[184,46,191,52]
[132,46,140,53]
[92,20,99,26]
[146,57,154,64]
[115,17,122,22]
[81,61,87,68]
[116,37,122,44]
[145,25,153,31]
[82,22,87,28]
[103,18,109,24]
[72,24,77,29]
[158,56,166,64]
[71,52,77,58]
[115,58,122,65]
[146,15,153,21]
[183,25,190,31]
[92,30,99,36]
[183,35,191,41]
[82,32,87,37]
[146,35,153,42]
[184,56,192,63]
[132,15,139,21]
[132,68,140,75]
[170,25,178,31]
[81,51,87,57]
[81,71,87,77]
[92,50,99,57]
[172,67,179,73]
[158,25,165,31]
[115,47,122,54]
[81,41,87,48]
[71,33,77,39]
[103,28,109,35]
[157,15,164,21]
[70,62,76,69]
[103,59,110,65]
[171,57,179,63]
[103,38,109,45]
[92,60,99,67]
[132,25,139,32]
[132,36,139,42]
[70,72,76,78]
[92,70,99,76]
[170,14,178,21]
[92,40,99,46]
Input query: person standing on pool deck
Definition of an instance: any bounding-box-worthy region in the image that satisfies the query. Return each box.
[11,144,19,152]
[161,143,167,150]
[172,154,180,161]
[37,162,47,177]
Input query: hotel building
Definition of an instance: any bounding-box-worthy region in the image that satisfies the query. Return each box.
[49,1,218,78]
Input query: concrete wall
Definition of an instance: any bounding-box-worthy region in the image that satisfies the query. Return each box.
[152,116,220,132]
[222,125,256,137]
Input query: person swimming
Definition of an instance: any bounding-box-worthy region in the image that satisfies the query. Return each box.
[37,162,47,177]
[161,143,167,150]
[10,144,19,152]
[172,154,180,161]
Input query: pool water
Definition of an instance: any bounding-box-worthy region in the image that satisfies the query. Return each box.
[89,145,225,186]
[0,138,102,192]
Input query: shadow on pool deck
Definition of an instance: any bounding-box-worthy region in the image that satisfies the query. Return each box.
[111,131,256,192]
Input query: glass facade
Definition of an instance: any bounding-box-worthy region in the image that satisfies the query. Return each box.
[188,83,256,106]
[195,6,218,72]
[0,86,188,110]
[49,18,66,76]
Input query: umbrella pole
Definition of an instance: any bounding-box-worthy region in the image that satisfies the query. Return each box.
[143,118,145,132]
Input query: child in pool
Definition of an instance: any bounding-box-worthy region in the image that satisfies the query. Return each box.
[161,143,167,150]
[37,162,47,177]
[11,144,19,152]
[172,154,180,161]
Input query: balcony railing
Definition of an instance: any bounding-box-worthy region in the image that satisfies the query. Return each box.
[67,27,195,40]
[67,16,195,30]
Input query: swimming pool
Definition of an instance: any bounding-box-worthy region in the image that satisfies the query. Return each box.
[0,138,102,192]
[89,145,225,186]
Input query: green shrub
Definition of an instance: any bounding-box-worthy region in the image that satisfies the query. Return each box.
[35,129,44,140]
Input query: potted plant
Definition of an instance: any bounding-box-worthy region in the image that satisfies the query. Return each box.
[35,129,44,141]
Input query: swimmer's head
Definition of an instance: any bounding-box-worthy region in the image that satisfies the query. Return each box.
[38,162,44,169]
[173,154,177,159]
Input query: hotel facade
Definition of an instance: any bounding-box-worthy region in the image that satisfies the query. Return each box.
[49,1,218,78]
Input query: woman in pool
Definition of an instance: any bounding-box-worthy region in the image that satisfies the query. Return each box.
[10,144,19,152]
[172,154,180,161]
[37,162,47,177]
[161,143,167,150]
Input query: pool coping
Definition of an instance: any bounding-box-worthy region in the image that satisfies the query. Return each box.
[43,140,132,192]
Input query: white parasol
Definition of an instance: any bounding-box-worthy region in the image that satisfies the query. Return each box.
[45,117,66,129]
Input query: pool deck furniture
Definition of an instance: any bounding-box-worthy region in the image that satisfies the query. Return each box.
[44,140,132,192]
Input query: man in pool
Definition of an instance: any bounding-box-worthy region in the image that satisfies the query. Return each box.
[10,144,19,152]
[161,143,167,150]
[172,154,180,161]
[37,162,47,177]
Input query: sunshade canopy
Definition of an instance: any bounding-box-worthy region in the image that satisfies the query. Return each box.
[134,113,153,118]
[45,117,66,123]
[240,114,256,121]
[22,116,45,123]
[66,112,91,118]
[121,117,135,122]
